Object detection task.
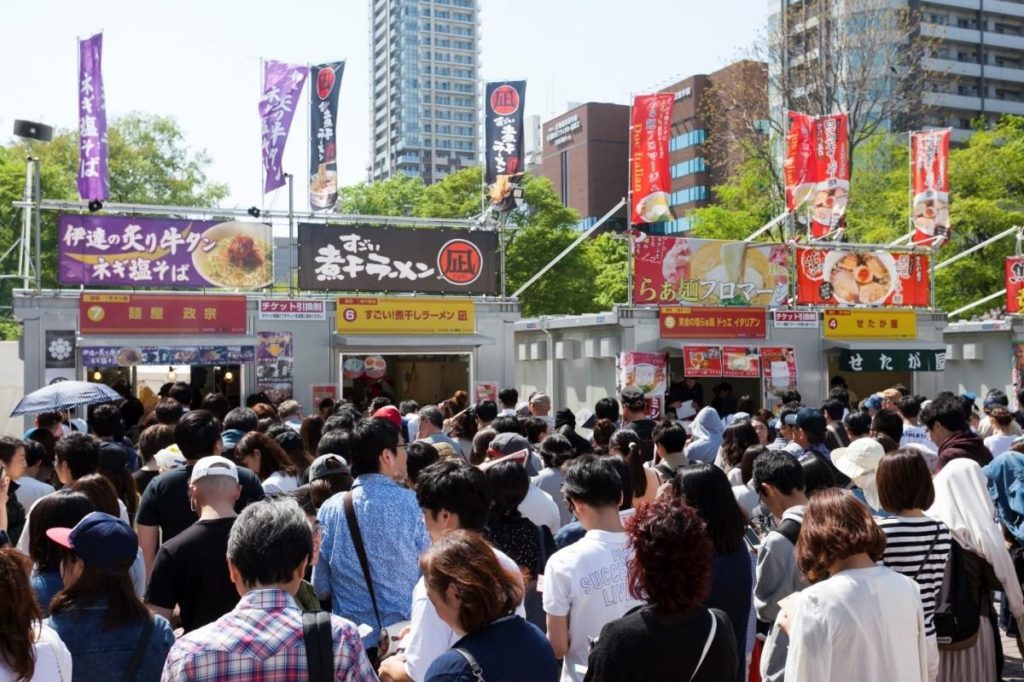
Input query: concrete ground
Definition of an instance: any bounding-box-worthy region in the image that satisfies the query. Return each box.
[1003,629,1024,682]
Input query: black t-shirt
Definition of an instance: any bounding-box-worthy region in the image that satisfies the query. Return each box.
[145,517,240,632]
[132,469,160,497]
[623,419,657,462]
[585,605,737,682]
[136,463,264,541]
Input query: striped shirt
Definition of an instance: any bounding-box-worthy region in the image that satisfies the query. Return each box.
[876,515,952,636]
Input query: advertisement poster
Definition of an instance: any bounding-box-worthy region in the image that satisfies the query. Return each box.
[760,347,798,390]
[809,113,849,238]
[629,93,674,225]
[722,347,762,378]
[784,111,814,212]
[794,246,931,307]
[59,215,273,289]
[335,297,475,335]
[312,384,338,407]
[309,61,345,211]
[81,345,254,367]
[77,32,108,201]
[659,306,767,339]
[484,81,526,184]
[618,352,666,419]
[910,128,951,246]
[682,346,724,378]
[633,235,789,307]
[260,60,308,194]
[79,293,248,334]
[45,330,76,369]
[1014,342,1024,389]
[474,382,499,404]
[256,331,294,401]
[1007,257,1024,314]
[298,224,497,294]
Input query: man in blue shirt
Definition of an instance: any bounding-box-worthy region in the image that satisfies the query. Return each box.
[314,417,430,662]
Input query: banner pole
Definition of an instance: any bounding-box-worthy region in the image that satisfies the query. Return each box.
[627,214,634,307]
[908,130,914,241]
[287,173,294,295]
[259,57,265,213]
[500,216,507,300]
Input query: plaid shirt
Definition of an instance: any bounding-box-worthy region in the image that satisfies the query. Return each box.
[161,588,377,682]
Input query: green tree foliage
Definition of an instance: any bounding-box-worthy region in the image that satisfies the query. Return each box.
[0,114,228,338]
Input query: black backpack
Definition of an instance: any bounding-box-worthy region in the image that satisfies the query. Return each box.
[933,539,981,651]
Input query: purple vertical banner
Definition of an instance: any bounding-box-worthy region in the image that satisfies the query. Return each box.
[77,32,109,201]
[259,60,309,194]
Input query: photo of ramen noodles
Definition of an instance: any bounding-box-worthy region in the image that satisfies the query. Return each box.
[821,250,897,305]
[115,347,141,366]
[192,222,273,289]
[636,191,673,223]
[912,190,949,239]
[363,355,387,380]
[811,182,849,227]
[310,163,339,210]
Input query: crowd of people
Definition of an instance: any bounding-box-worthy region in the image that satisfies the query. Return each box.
[2,377,1024,680]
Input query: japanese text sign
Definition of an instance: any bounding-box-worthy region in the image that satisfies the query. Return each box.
[839,349,945,373]
[1007,256,1024,314]
[911,128,951,246]
[618,352,667,397]
[58,215,273,289]
[80,345,255,367]
[298,224,497,294]
[794,246,931,308]
[785,111,850,238]
[634,235,789,307]
[484,81,526,184]
[660,307,767,339]
[629,94,675,225]
[722,347,762,378]
[823,309,917,339]
[773,310,819,328]
[258,299,327,321]
[309,61,345,212]
[760,347,798,390]
[336,297,475,335]
[77,32,108,201]
[260,60,308,194]
[682,346,723,378]
[79,294,248,334]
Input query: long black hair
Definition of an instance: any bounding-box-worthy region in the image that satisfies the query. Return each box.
[672,463,746,555]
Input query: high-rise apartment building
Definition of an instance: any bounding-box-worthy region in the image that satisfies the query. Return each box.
[369,0,481,184]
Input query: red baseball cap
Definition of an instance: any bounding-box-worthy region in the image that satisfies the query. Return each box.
[372,406,402,430]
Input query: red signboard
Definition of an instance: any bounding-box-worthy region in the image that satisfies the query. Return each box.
[629,94,674,225]
[794,246,930,308]
[682,346,723,378]
[79,293,248,334]
[722,347,762,378]
[1008,256,1024,314]
[911,128,951,246]
[784,112,850,238]
[785,111,814,212]
[660,307,767,339]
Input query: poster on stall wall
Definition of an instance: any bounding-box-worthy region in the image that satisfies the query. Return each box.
[1014,342,1024,390]
[633,235,789,307]
[309,61,345,211]
[474,382,499,404]
[682,346,723,378]
[785,111,814,212]
[910,128,951,246]
[256,332,294,402]
[1007,257,1024,314]
[312,385,338,408]
[45,331,76,369]
[809,113,849,238]
[617,352,667,419]
[722,347,762,378]
[794,246,931,307]
[760,347,798,391]
[629,93,674,225]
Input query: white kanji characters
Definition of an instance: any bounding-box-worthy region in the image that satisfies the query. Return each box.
[159,227,187,256]
[80,72,94,96]
[153,260,170,281]
[128,258,152,281]
[111,260,127,278]
[342,255,365,278]
[80,115,99,139]
[85,228,110,250]
[366,253,394,279]
[81,157,101,178]
[121,224,145,251]
[173,264,191,282]
[314,245,344,280]
[63,224,86,247]
[91,258,111,280]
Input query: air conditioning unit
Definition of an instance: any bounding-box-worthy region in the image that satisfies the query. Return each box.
[530,342,547,361]
[599,337,621,358]
[945,343,961,361]
[555,339,579,360]
[962,344,984,361]
[584,339,599,359]
[517,343,530,361]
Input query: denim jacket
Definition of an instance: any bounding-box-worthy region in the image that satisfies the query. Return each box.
[47,598,175,682]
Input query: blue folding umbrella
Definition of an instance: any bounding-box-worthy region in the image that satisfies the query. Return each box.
[10,380,122,417]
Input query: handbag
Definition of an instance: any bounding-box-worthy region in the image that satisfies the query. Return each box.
[343,491,409,659]
[454,647,486,682]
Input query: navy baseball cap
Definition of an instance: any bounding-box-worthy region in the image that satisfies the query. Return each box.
[46,511,137,574]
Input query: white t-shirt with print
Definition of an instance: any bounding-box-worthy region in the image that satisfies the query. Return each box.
[542,529,643,682]
[900,424,937,453]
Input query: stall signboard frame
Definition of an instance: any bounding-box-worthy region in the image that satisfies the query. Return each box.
[823,309,917,339]
[335,297,476,335]
[660,306,767,339]
[79,293,248,334]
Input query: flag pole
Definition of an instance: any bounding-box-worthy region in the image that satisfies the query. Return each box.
[626,94,634,307]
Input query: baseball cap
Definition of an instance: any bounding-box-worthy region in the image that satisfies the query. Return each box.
[864,395,883,411]
[794,407,827,436]
[831,438,886,509]
[220,429,245,453]
[984,393,1009,410]
[154,444,187,471]
[372,406,402,430]
[489,432,532,457]
[309,453,349,482]
[46,511,138,574]
[189,455,239,484]
[620,386,646,409]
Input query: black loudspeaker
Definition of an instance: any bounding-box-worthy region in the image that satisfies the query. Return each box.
[13,120,53,142]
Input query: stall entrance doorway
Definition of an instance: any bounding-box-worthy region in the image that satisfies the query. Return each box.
[340,353,471,408]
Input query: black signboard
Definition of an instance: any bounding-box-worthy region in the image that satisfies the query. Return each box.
[484,81,526,184]
[297,224,497,294]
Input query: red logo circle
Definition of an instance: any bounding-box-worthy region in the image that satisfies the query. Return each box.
[489,85,520,116]
[317,68,336,100]
[343,308,357,322]
[438,239,484,286]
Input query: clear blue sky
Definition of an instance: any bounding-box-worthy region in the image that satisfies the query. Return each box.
[0,0,769,210]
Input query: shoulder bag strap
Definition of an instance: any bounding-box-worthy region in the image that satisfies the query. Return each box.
[689,610,718,682]
[344,491,384,631]
[536,524,549,577]
[303,611,335,682]
[454,647,486,682]
[907,523,943,584]
[121,616,155,682]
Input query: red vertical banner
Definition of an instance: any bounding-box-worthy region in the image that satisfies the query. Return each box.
[809,113,849,238]
[785,111,815,212]
[910,128,951,247]
[629,94,675,225]
[1007,256,1024,314]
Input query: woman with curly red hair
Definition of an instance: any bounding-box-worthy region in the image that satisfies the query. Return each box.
[784,488,928,682]
[584,496,738,681]
[0,547,72,681]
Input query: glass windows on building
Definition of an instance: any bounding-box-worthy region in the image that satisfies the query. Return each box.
[670,157,707,179]
[669,129,706,152]
[670,186,708,206]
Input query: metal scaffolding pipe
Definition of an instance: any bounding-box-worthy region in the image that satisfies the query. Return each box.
[934,226,1020,271]
[948,289,1007,319]
[744,211,791,242]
